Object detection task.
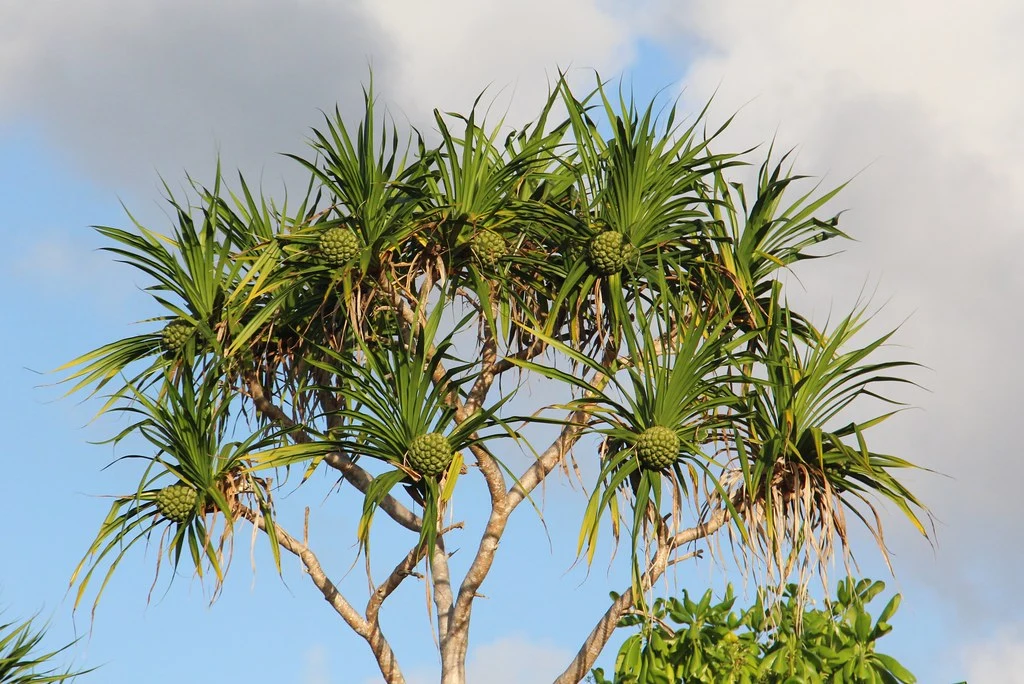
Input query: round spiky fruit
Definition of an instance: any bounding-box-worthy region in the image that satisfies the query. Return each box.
[406,432,453,478]
[155,484,198,524]
[471,230,507,267]
[587,230,636,276]
[161,318,193,353]
[635,425,680,470]
[318,227,360,266]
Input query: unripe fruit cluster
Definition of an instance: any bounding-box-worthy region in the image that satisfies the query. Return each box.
[318,227,361,266]
[587,231,637,276]
[471,230,508,268]
[407,432,454,477]
[636,425,680,470]
[161,318,193,353]
[155,484,198,524]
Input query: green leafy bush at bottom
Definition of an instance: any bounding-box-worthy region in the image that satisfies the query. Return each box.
[589,577,918,684]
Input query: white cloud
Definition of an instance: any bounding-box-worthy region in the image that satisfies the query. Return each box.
[12,239,110,288]
[359,0,634,123]
[0,0,638,195]
[303,643,331,684]
[366,635,571,684]
[638,0,1024,625]
[0,0,643,335]
[0,0,393,191]
[464,635,571,683]
[963,627,1024,684]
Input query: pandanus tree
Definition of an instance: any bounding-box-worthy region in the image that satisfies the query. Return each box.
[58,75,928,684]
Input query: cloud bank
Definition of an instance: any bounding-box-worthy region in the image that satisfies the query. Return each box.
[0,0,636,194]
[962,627,1024,683]
[654,0,1024,631]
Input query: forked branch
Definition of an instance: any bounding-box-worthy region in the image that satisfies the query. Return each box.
[438,402,595,680]
[552,508,731,684]
[240,506,407,684]
[245,372,423,532]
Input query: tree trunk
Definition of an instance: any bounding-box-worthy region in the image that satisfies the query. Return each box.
[440,633,468,684]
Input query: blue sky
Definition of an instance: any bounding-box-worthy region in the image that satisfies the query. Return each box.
[2,2,1023,682]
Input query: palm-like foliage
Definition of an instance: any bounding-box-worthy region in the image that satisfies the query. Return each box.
[514,276,748,589]
[56,172,286,410]
[723,290,927,588]
[0,615,89,683]
[287,84,421,275]
[538,80,743,354]
[700,150,848,336]
[56,73,929,683]
[259,303,509,556]
[71,363,285,611]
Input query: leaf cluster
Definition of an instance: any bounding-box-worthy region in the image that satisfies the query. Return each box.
[591,578,917,684]
[0,613,91,683]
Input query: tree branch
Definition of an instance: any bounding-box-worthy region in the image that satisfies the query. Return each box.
[243,370,311,443]
[388,275,509,506]
[240,506,407,684]
[507,342,617,510]
[367,544,427,626]
[443,405,593,637]
[431,535,455,641]
[551,509,731,684]
[439,413,589,677]
[507,405,590,510]
[324,452,423,533]
[456,309,507,506]
[490,334,547,375]
[245,371,424,533]
[440,346,617,681]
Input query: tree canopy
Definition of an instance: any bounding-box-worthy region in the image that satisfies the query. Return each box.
[58,74,928,684]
